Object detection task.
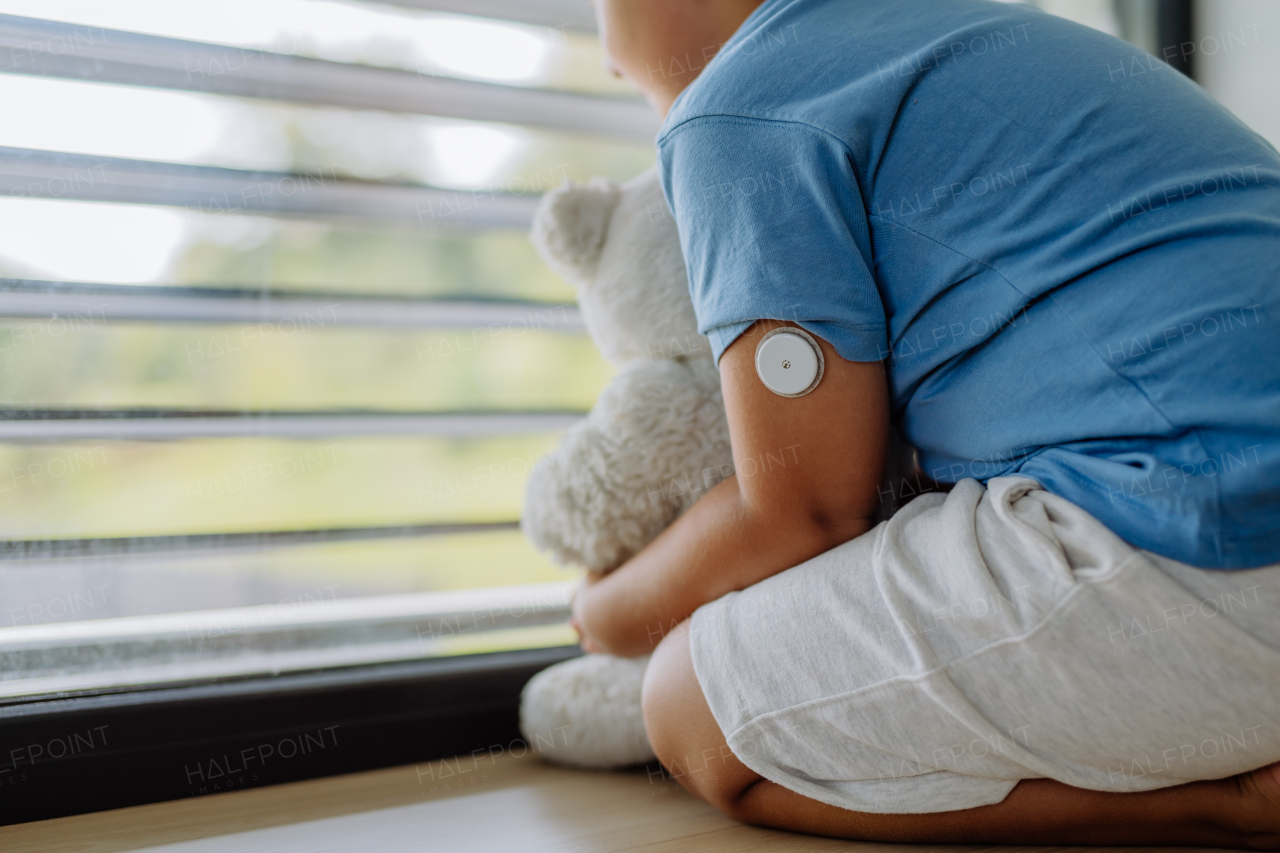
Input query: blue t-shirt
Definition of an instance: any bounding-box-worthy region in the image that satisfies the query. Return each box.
[657,0,1280,569]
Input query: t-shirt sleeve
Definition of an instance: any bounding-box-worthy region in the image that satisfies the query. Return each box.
[658,116,886,363]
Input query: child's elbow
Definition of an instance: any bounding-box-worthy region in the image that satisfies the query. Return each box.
[803,504,875,545]
[806,506,876,551]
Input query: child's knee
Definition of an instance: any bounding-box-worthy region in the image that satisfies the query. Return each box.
[640,620,694,760]
[641,622,758,812]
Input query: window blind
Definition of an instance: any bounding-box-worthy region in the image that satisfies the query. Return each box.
[0,0,638,698]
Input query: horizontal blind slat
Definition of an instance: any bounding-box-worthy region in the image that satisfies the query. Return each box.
[381,0,598,33]
[0,522,523,560]
[0,280,585,329]
[0,146,541,228]
[0,15,652,142]
[0,409,586,440]
[0,583,575,699]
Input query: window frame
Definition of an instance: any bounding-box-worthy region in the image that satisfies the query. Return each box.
[0,645,580,824]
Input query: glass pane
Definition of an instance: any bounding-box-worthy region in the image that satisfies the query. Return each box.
[0,199,584,298]
[0,76,654,190]
[0,321,610,411]
[0,1,653,688]
[0,0,635,97]
[0,435,576,539]
[0,530,575,625]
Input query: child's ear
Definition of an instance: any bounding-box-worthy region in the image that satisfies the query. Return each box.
[529,177,623,285]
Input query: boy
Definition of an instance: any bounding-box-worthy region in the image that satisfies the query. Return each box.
[572,0,1280,845]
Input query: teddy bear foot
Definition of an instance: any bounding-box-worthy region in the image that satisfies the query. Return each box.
[519,653,655,769]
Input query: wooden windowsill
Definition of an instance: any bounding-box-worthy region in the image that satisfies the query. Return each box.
[0,753,1224,852]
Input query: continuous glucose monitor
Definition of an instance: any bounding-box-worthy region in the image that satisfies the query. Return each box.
[754,327,824,397]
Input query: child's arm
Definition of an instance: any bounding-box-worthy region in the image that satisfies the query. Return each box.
[574,320,890,658]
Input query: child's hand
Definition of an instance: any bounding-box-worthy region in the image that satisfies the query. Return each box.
[569,571,608,654]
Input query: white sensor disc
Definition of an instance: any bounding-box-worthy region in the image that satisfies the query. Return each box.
[755,328,823,397]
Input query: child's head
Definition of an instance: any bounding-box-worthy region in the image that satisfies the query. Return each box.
[591,0,764,115]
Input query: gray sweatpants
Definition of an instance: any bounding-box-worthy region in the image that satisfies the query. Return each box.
[688,477,1280,814]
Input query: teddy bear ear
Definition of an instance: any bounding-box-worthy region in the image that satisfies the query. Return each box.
[529,177,623,284]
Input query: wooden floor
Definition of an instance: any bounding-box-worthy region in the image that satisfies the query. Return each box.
[0,754,1238,852]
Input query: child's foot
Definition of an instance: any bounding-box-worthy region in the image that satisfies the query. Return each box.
[1228,761,1280,850]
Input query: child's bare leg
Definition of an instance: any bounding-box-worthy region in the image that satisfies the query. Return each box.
[642,620,1280,849]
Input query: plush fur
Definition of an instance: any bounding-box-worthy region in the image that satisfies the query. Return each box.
[529,165,706,366]
[519,653,654,770]
[523,357,730,572]
[519,165,733,768]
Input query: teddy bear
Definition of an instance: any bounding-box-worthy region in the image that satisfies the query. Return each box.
[517,164,734,769]
[516,164,925,769]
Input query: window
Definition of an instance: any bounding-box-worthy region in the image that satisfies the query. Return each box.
[0,1,656,703]
[0,3,651,819]
[0,0,660,696]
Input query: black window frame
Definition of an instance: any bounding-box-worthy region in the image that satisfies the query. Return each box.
[0,645,580,824]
